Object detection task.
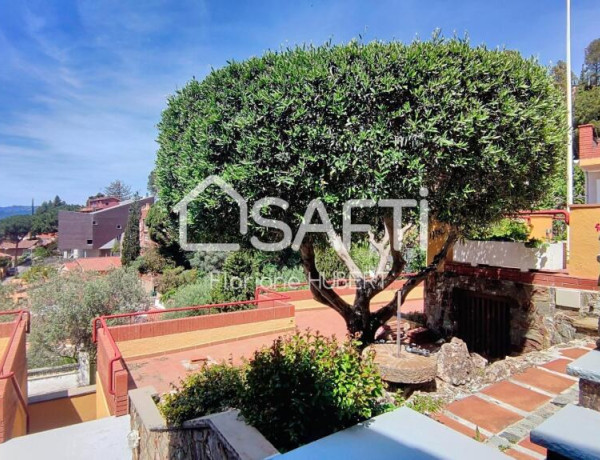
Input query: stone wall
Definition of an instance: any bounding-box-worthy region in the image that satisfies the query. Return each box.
[129,387,278,460]
[425,270,581,354]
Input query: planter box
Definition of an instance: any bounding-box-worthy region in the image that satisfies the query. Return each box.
[453,240,565,272]
[129,386,279,460]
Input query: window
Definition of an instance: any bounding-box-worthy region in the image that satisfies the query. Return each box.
[87,239,93,245]
[116,224,122,229]
[93,221,98,225]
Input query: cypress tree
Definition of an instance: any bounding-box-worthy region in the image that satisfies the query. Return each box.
[121,197,141,266]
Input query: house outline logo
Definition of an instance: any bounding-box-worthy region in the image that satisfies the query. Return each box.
[173,175,248,252]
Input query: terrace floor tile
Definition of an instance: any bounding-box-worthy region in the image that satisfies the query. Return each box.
[559,348,591,359]
[445,396,522,434]
[481,381,551,412]
[511,368,575,394]
[540,358,571,375]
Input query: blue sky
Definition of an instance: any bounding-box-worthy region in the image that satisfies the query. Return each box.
[0,0,598,206]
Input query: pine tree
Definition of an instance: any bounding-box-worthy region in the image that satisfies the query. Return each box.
[104,180,132,201]
[121,197,141,266]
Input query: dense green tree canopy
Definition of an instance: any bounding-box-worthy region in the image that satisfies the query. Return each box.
[28,269,148,366]
[0,214,32,243]
[575,86,600,131]
[154,37,565,342]
[31,196,80,234]
[156,38,564,240]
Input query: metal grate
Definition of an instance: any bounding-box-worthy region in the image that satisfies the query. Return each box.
[452,289,512,359]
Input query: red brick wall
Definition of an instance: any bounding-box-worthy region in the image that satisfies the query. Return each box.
[108,305,294,342]
[445,262,598,290]
[0,319,28,442]
[579,124,600,160]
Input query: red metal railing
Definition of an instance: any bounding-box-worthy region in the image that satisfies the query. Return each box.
[518,209,570,225]
[92,277,416,400]
[92,291,292,396]
[0,310,30,433]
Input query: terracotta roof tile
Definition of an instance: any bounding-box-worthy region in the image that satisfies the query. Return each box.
[63,256,122,272]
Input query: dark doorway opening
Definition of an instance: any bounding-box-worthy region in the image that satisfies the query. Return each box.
[452,289,512,360]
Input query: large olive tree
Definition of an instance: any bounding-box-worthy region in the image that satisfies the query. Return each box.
[154,38,564,344]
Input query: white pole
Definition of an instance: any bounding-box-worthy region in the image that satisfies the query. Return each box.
[566,0,573,253]
[397,290,402,356]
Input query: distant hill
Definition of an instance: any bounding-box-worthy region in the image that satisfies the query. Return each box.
[0,206,35,220]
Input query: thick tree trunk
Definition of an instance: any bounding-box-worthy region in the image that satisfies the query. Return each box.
[298,230,458,348]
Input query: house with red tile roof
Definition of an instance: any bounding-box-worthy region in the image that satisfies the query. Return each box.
[62,256,122,273]
[0,238,39,259]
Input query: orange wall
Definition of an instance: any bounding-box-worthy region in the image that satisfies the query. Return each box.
[95,374,111,419]
[427,220,453,265]
[29,390,97,434]
[568,205,600,279]
[0,318,27,443]
[528,215,554,240]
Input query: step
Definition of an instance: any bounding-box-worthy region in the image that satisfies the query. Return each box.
[530,404,600,460]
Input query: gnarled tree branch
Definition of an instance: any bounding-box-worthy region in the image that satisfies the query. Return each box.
[299,240,352,318]
[370,229,459,330]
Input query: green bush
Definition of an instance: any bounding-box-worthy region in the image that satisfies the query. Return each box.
[160,363,245,425]
[132,248,175,274]
[257,265,306,288]
[158,332,390,452]
[240,332,389,451]
[33,241,58,260]
[467,218,531,242]
[188,251,227,274]
[165,277,214,309]
[314,246,348,280]
[156,267,199,298]
[20,265,57,283]
[210,250,258,303]
[315,243,379,280]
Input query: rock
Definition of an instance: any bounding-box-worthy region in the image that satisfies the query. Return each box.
[552,313,576,343]
[470,353,488,370]
[436,338,474,386]
[365,344,437,384]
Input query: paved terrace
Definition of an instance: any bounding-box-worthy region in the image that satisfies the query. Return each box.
[434,343,597,460]
[114,286,424,393]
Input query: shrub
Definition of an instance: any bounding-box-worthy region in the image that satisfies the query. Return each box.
[33,241,58,260]
[132,248,175,274]
[189,251,227,274]
[405,394,444,414]
[240,332,389,451]
[159,363,245,425]
[256,265,306,288]
[156,267,198,298]
[158,332,390,452]
[315,243,378,280]
[210,250,258,302]
[28,268,148,363]
[20,265,57,283]
[165,276,214,309]
[314,245,348,280]
[468,218,531,242]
